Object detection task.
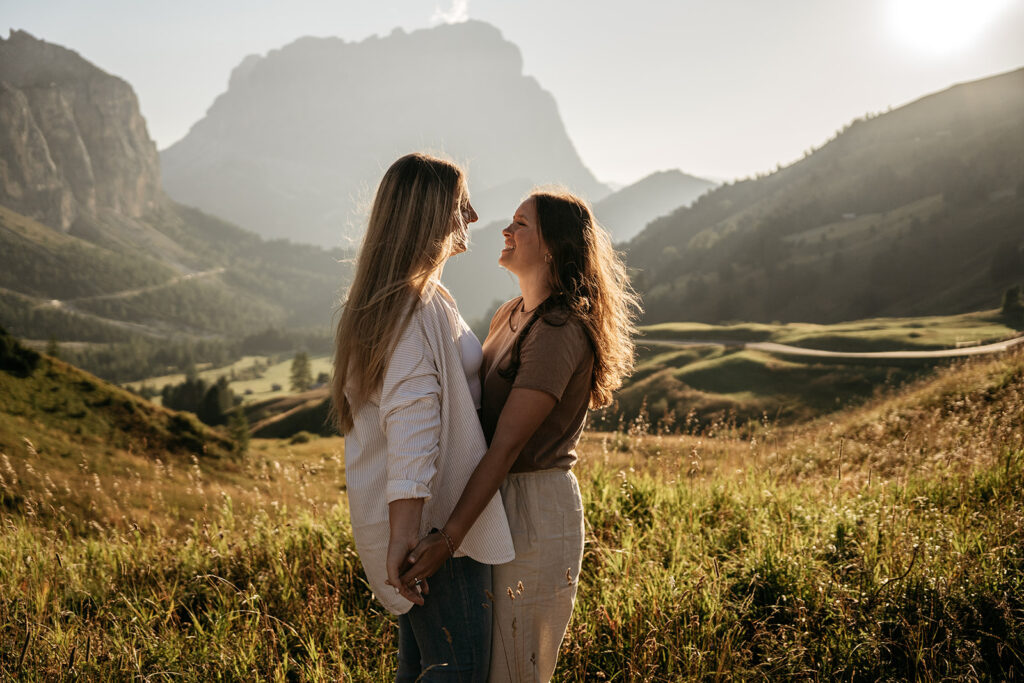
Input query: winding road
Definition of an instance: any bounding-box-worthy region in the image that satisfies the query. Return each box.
[32,267,226,309]
[2,268,227,338]
[642,334,1024,361]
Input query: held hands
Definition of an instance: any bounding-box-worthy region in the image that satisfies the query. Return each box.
[385,532,428,606]
[399,529,454,590]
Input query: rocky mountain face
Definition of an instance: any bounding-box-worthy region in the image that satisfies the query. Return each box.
[0,31,347,360]
[161,21,609,247]
[0,30,161,232]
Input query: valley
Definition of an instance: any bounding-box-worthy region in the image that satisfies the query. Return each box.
[0,20,1022,681]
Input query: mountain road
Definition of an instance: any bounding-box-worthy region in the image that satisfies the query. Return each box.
[641,334,1024,360]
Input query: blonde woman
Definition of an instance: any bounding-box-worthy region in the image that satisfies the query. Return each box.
[400,189,640,682]
[332,153,513,682]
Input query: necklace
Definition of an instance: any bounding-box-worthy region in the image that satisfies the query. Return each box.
[508,298,525,332]
[508,294,554,332]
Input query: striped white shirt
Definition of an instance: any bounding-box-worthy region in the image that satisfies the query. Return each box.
[343,286,514,615]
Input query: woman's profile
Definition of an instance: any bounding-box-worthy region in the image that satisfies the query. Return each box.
[332,153,513,681]
[399,188,640,682]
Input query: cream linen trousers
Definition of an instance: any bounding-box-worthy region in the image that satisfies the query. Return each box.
[488,469,585,683]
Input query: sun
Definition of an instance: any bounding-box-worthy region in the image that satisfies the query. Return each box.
[887,0,1012,56]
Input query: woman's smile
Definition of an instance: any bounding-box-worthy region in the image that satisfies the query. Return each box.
[499,197,545,273]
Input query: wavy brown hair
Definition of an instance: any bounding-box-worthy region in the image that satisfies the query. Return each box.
[514,188,640,408]
[331,153,469,433]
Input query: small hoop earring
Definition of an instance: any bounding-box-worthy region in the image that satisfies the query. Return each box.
[544,253,552,263]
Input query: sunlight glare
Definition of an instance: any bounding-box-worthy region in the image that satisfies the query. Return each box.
[888,0,1011,56]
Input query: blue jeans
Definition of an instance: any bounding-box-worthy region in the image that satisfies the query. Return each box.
[395,556,492,683]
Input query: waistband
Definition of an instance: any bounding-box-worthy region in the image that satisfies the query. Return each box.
[505,467,573,480]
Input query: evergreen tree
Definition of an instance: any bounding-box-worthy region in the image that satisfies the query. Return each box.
[290,352,313,392]
[163,376,207,412]
[0,326,40,376]
[1001,285,1024,314]
[197,376,234,426]
[227,407,250,457]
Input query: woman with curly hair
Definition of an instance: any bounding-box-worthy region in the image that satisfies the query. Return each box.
[397,188,640,682]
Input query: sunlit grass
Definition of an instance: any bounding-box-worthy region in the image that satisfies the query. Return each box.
[1,349,1023,679]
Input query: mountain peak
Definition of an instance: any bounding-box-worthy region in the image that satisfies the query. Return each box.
[161,20,603,246]
[0,29,119,87]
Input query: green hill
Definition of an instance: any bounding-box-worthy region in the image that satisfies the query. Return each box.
[0,203,347,341]
[626,68,1024,324]
[603,308,1022,430]
[0,326,243,529]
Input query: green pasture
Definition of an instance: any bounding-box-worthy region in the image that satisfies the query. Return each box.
[640,308,1020,352]
[126,354,334,405]
[612,309,1024,429]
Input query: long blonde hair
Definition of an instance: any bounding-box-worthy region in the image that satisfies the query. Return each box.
[502,189,640,408]
[331,153,469,433]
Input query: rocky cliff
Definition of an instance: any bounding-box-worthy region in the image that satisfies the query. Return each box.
[0,30,161,232]
[161,21,609,247]
[0,31,347,353]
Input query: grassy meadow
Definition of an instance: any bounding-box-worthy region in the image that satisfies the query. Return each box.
[1,331,1023,679]
[640,308,1020,352]
[605,309,1023,431]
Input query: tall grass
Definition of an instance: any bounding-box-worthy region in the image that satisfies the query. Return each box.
[2,350,1023,680]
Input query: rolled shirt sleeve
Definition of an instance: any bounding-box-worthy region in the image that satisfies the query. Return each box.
[379,316,442,504]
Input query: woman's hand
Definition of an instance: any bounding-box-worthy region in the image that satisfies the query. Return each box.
[385,498,426,606]
[399,532,451,588]
[386,533,427,605]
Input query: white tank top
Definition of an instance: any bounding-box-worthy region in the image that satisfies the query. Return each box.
[437,291,483,409]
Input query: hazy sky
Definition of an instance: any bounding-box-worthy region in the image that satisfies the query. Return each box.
[5,0,1024,185]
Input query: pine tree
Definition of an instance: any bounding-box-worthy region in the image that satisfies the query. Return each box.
[1001,285,1024,314]
[227,407,250,457]
[197,376,234,426]
[290,352,313,392]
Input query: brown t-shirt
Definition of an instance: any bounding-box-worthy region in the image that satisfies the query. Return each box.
[480,297,594,472]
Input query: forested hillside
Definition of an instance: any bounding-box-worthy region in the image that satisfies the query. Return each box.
[627,68,1024,324]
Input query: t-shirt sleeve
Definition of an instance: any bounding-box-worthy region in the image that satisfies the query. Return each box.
[513,319,591,401]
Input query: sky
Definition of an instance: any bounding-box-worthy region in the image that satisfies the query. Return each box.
[4,0,1024,185]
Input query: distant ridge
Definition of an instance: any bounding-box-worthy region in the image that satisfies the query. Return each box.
[594,170,717,244]
[161,21,609,247]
